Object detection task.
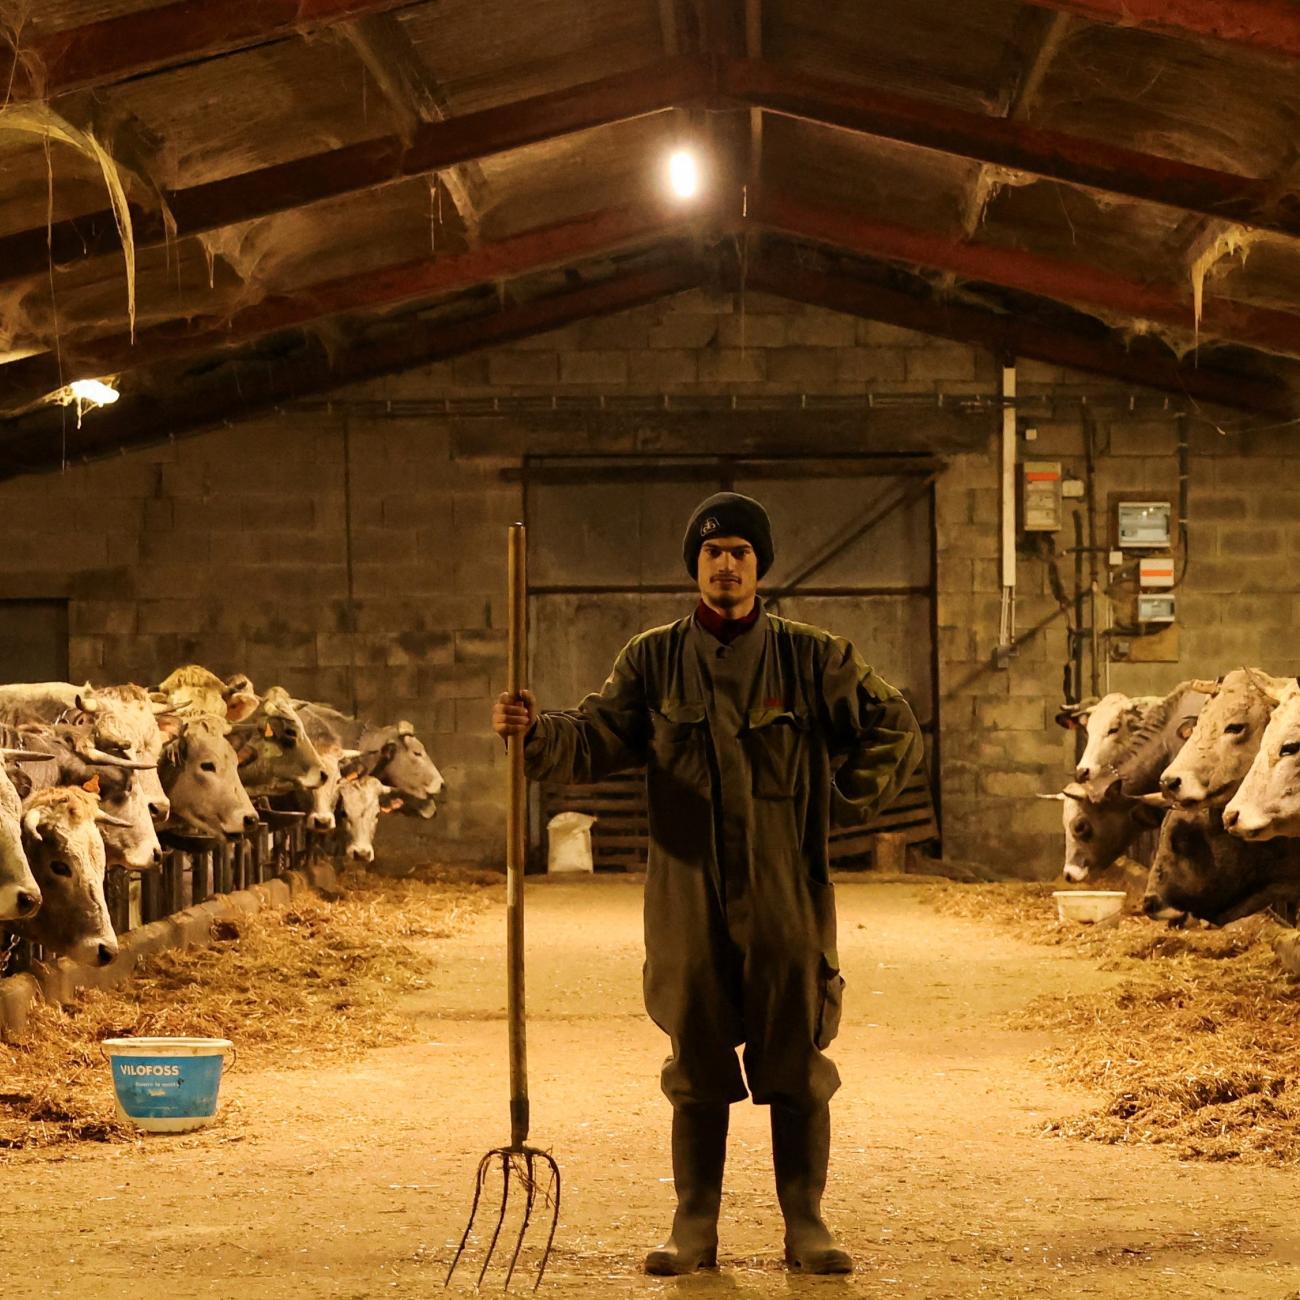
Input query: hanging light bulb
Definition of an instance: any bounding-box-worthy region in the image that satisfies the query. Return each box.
[68,379,119,407]
[667,149,700,200]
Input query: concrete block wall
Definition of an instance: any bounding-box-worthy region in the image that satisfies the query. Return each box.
[0,287,1286,875]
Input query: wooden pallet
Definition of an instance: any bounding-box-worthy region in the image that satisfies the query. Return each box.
[540,767,938,872]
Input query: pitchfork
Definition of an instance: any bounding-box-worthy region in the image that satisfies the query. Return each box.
[445,522,560,1293]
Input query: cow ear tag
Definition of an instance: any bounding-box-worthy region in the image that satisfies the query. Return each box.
[263,722,274,738]
[82,774,101,794]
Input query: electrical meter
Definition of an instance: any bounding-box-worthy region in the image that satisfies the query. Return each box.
[1117,501,1172,549]
[1021,461,1062,532]
[1138,593,1176,623]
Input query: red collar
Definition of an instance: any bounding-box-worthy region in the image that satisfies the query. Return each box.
[694,599,760,645]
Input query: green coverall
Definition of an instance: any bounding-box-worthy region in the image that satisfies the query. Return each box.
[525,601,924,1109]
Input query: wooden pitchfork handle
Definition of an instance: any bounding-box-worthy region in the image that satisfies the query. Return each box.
[506,522,530,1150]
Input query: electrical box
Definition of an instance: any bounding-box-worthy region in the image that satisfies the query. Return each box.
[1117,501,1172,549]
[1138,557,1175,588]
[1021,461,1062,532]
[1138,593,1177,623]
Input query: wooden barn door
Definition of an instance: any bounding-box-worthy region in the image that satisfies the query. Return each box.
[525,456,941,871]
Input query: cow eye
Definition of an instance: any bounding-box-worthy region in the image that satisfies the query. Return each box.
[49,860,72,878]
[1072,821,1092,840]
[1224,722,1247,736]
[200,760,217,773]
[1281,742,1300,758]
[1106,726,1120,736]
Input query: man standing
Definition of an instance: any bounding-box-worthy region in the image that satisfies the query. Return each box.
[491,491,923,1275]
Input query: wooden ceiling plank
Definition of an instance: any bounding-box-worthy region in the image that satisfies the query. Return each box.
[745,250,1292,413]
[753,188,1300,359]
[1027,0,1300,61]
[0,58,708,287]
[0,263,701,479]
[1,0,419,102]
[0,205,692,409]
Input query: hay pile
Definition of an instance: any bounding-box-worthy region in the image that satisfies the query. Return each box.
[0,864,497,1149]
[933,877,1300,1163]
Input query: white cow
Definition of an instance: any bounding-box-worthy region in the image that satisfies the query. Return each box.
[1224,679,1300,839]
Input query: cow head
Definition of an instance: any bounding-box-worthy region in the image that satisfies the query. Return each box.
[0,766,40,923]
[336,775,396,863]
[78,685,172,823]
[1223,679,1300,840]
[1041,783,1164,883]
[159,718,259,840]
[1158,669,1289,810]
[1060,693,1153,785]
[16,787,117,966]
[232,688,328,795]
[372,721,443,815]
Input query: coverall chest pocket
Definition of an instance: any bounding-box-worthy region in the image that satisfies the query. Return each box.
[745,709,808,799]
[649,702,709,793]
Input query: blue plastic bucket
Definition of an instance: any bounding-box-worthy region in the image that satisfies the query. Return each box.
[101,1037,236,1134]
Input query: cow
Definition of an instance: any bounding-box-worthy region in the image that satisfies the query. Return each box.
[0,681,172,822]
[0,762,41,922]
[297,703,443,815]
[1040,783,1165,883]
[15,786,118,966]
[1223,678,1300,840]
[336,775,400,863]
[1141,804,1300,926]
[153,665,260,725]
[1159,670,1290,809]
[1056,693,1159,786]
[159,717,260,840]
[228,688,328,795]
[1,722,162,870]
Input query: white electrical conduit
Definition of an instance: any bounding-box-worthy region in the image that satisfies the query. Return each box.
[999,362,1017,651]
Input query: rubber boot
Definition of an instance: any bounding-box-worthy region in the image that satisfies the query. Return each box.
[771,1103,854,1274]
[644,1103,729,1275]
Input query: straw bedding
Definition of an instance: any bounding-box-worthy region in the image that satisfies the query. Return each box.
[0,864,496,1150]
[932,876,1300,1164]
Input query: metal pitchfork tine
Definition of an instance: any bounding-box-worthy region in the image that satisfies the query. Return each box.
[446,522,561,1293]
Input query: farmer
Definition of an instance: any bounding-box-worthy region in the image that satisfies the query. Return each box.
[491,491,923,1275]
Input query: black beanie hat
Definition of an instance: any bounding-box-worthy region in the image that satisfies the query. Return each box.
[683,491,775,579]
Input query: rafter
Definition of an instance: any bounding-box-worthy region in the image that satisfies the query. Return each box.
[336,13,487,242]
[745,249,1292,413]
[1028,0,1300,61]
[0,263,701,480]
[0,205,698,411]
[0,59,707,288]
[752,188,1300,360]
[0,0,419,103]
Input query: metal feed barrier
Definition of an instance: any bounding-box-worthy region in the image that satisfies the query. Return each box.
[0,811,339,980]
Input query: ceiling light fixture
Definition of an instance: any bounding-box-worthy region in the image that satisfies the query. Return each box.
[667,149,700,200]
[45,377,120,428]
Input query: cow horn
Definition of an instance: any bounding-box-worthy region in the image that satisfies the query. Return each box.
[150,700,176,715]
[94,810,135,828]
[0,748,49,762]
[1188,679,1221,696]
[82,745,157,770]
[1035,792,1067,802]
[21,808,43,841]
[1135,791,1169,807]
[1061,782,1090,800]
[1243,666,1283,702]
[75,692,100,714]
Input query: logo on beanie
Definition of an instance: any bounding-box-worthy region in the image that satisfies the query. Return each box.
[699,516,719,537]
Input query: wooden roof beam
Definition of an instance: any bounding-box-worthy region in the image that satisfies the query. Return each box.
[0,58,709,287]
[0,262,702,480]
[745,249,1293,414]
[0,0,419,103]
[1026,0,1300,61]
[0,205,699,410]
[722,59,1300,239]
[752,188,1300,360]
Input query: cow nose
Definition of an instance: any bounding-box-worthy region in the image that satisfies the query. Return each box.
[96,942,117,966]
[1161,774,1181,793]
[243,814,260,830]
[1076,766,1091,782]
[149,801,169,820]
[1222,808,1239,830]
[1140,895,1162,917]
[151,847,163,866]
[15,890,38,916]
[348,847,374,863]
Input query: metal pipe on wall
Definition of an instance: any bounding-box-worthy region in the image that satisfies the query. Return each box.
[998,363,1017,654]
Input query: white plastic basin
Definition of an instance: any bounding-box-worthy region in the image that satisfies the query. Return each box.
[1052,890,1126,924]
